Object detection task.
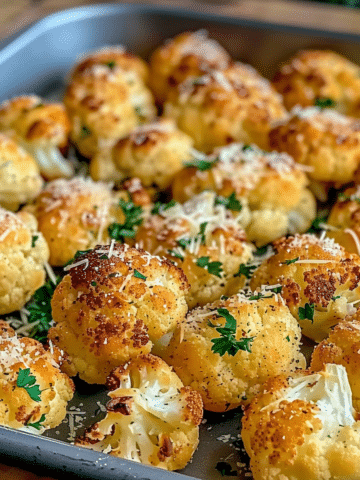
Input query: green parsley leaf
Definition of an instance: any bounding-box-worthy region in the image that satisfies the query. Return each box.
[270,286,282,294]
[168,250,184,261]
[307,215,328,233]
[134,270,146,280]
[108,197,143,242]
[150,200,177,215]
[16,368,41,402]
[215,462,237,477]
[26,414,46,431]
[31,235,39,248]
[177,222,208,250]
[184,158,217,171]
[254,245,269,257]
[248,292,272,300]
[281,257,299,265]
[196,256,223,278]
[214,192,242,212]
[286,335,290,342]
[332,295,341,301]
[338,192,360,204]
[234,263,256,279]
[314,97,336,109]
[242,144,253,152]
[105,60,116,69]
[91,281,97,287]
[298,303,315,322]
[80,125,91,139]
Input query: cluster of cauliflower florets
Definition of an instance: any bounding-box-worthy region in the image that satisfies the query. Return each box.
[5,29,360,479]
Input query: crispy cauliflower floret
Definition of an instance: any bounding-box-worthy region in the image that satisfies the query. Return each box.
[75,354,202,470]
[327,185,360,255]
[0,208,49,314]
[162,292,305,412]
[273,49,360,116]
[64,47,156,159]
[0,133,43,211]
[24,176,139,266]
[135,191,254,308]
[250,234,360,342]
[0,321,74,433]
[311,311,360,412]
[164,63,287,152]
[48,244,189,384]
[269,106,360,185]
[0,95,73,179]
[172,143,316,246]
[242,364,360,480]
[149,29,231,103]
[92,118,195,188]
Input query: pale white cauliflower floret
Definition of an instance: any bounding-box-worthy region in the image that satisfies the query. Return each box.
[75,354,203,471]
[242,364,360,480]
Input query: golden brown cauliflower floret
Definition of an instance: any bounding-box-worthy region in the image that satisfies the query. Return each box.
[24,176,138,267]
[273,49,360,116]
[250,233,360,342]
[164,63,287,152]
[269,106,360,185]
[327,185,360,255]
[75,354,202,471]
[242,364,360,480]
[0,321,74,433]
[0,133,43,211]
[149,29,231,103]
[135,191,254,308]
[49,244,189,384]
[0,95,73,180]
[64,48,156,159]
[0,208,49,315]
[311,311,360,412]
[91,118,195,188]
[162,291,305,412]
[172,143,316,246]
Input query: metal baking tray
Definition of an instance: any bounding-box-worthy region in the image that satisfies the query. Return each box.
[1,2,360,479]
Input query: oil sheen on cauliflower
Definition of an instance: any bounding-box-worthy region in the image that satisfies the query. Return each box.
[242,364,360,480]
[49,243,189,384]
[75,354,203,471]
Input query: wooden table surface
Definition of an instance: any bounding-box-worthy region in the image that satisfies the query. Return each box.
[0,0,360,478]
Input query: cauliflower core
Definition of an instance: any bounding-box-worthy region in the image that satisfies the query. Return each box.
[0,321,74,433]
[76,354,203,470]
[242,364,360,480]
[0,208,49,314]
[162,292,305,412]
[251,234,360,342]
[135,191,254,308]
[49,244,189,384]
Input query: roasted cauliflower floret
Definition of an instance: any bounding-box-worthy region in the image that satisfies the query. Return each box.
[149,29,231,103]
[269,106,360,185]
[164,63,287,152]
[250,234,360,342]
[242,364,360,480]
[311,311,360,411]
[64,48,156,159]
[172,143,316,245]
[0,321,74,432]
[0,95,73,179]
[273,49,360,116]
[0,208,49,314]
[162,291,305,412]
[75,354,202,470]
[0,133,43,211]
[135,191,254,308]
[327,185,360,255]
[24,176,140,266]
[92,118,195,188]
[49,244,189,384]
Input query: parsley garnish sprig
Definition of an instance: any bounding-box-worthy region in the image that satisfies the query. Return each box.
[196,257,223,278]
[177,222,208,249]
[16,368,41,402]
[298,303,315,322]
[108,197,143,242]
[234,263,256,279]
[214,192,242,212]
[209,308,254,356]
[26,414,46,430]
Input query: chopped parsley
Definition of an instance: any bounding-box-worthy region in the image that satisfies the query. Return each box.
[286,335,290,342]
[332,295,341,301]
[215,462,237,477]
[254,245,269,257]
[338,192,360,204]
[196,257,223,278]
[91,281,97,287]
[177,222,208,249]
[281,257,299,265]
[234,263,256,279]
[134,270,146,280]
[152,199,178,214]
[209,308,254,356]
[298,303,315,322]
[16,368,41,402]
[242,144,253,152]
[108,197,143,242]
[80,125,91,139]
[249,292,272,300]
[307,215,328,233]
[214,192,242,212]
[26,414,46,431]
[314,97,336,109]
[31,235,39,248]
[168,250,184,261]
[184,158,217,171]
[269,286,282,294]
[105,60,116,69]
